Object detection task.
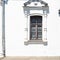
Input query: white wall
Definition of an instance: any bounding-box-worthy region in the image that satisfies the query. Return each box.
[0,0,60,56]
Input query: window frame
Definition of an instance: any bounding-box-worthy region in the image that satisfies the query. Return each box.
[24,13,47,45]
[30,16,42,40]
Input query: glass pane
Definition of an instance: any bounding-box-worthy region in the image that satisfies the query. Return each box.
[38,27,42,32]
[37,20,42,23]
[37,16,42,23]
[31,25,35,27]
[31,17,36,23]
[38,35,42,39]
[31,32,36,39]
[38,32,42,39]
[32,32,36,35]
[38,32,42,35]
[30,16,42,23]
[31,26,36,32]
[37,24,42,27]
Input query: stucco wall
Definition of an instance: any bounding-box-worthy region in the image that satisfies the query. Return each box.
[0,0,60,56]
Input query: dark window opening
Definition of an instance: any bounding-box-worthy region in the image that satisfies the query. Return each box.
[30,16,42,40]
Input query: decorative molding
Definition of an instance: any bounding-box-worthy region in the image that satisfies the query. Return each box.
[24,0,48,7]
[24,40,47,45]
[23,0,49,45]
[23,0,49,15]
[23,6,49,15]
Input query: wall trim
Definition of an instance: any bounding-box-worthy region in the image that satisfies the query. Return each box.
[24,40,47,45]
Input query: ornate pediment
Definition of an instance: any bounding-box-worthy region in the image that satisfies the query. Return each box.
[23,0,49,15]
[24,0,48,7]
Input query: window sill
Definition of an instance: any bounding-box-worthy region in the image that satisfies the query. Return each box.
[24,40,47,46]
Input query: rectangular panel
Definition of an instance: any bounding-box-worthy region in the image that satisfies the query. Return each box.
[30,25,36,40]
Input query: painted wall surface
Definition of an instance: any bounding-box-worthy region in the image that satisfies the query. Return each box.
[0,0,60,56]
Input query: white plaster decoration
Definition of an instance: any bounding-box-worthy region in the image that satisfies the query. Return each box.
[28,15,30,40]
[23,0,49,45]
[43,14,47,42]
[24,16,28,41]
[24,13,47,45]
[23,6,49,15]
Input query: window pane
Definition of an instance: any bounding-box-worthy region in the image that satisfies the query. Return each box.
[31,17,36,23]
[32,32,36,35]
[32,29,35,32]
[37,16,42,23]
[38,27,42,32]
[31,32,36,39]
[38,35,42,38]
[38,32,42,39]
[38,24,42,27]
[32,34,36,38]
[31,27,36,32]
[37,20,42,23]
[38,32,42,35]
[31,25,35,27]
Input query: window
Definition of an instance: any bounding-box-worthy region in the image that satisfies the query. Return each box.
[30,16,42,40]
